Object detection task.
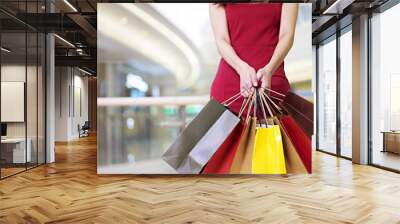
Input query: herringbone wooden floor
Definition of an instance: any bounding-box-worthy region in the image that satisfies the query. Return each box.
[1,135,400,224]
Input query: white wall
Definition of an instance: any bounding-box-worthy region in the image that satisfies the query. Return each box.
[55,67,89,141]
[1,64,46,164]
[1,65,38,138]
[1,65,26,132]
[55,67,69,141]
[71,73,89,138]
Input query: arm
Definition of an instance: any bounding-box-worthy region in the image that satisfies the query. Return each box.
[257,3,298,90]
[209,4,257,97]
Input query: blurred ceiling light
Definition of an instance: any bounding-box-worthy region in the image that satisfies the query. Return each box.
[78,67,93,76]
[322,0,354,15]
[126,73,149,92]
[54,34,75,48]
[151,4,209,50]
[120,4,201,87]
[63,0,78,12]
[1,47,11,53]
[76,48,84,55]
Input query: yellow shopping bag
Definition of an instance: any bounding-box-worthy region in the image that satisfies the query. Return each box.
[252,124,287,174]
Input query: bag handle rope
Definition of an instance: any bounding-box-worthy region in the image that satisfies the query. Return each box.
[262,87,286,98]
[238,92,253,118]
[262,91,283,114]
[222,87,255,106]
[259,91,273,118]
[244,91,256,124]
[257,91,268,124]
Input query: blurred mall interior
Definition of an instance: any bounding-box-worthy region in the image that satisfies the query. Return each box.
[0,0,400,222]
[96,3,313,173]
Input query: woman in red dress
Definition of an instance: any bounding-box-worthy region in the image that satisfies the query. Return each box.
[210,3,298,115]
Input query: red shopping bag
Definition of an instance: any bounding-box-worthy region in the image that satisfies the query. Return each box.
[279,115,312,173]
[202,122,245,174]
[281,92,313,139]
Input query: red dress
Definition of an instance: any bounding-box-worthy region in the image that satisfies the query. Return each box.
[210,3,290,116]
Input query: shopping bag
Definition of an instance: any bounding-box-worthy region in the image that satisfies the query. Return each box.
[281,92,313,139]
[273,117,307,173]
[251,92,287,174]
[279,115,312,173]
[162,99,240,174]
[229,117,257,174]
[252,123,286,174]
[202,122,245,174]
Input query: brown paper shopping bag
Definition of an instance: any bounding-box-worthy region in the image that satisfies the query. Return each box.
[229,117,256,174]
[229,92,259,174]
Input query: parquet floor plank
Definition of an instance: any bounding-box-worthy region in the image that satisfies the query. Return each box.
[1,135,400,223]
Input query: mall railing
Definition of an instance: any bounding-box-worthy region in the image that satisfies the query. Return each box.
[98,96,209,131]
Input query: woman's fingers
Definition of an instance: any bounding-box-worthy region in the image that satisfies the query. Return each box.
[241,83,250,97]
[250,86,255,94]
[256,69,264,80]
[249,69,258,87]
[245,82,252,96]
[240,87,247,97]
[256,68,271,91]
[239,66,258,97]
[250,74,258,87]
[260,76,271,91]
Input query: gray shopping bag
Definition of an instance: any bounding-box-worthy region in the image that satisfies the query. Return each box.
[162,99,240,174]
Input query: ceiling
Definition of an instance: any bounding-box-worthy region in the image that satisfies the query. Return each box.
[311,0,391,43]
[0,0,394,76]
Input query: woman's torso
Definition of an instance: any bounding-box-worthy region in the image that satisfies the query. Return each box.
[225,3,282,70]
[211,3,290,114]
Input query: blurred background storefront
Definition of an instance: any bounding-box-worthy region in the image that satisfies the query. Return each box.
[97,3,312,173]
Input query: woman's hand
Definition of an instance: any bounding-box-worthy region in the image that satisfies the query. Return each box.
[256,66,273,91]
[238,62,257,97]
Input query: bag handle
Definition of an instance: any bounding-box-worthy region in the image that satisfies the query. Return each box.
[244,91,256,124]
[222,87,254,106]
[258,87,285,103]
[259,91,273,118]
[238,93,253,118]
[238,97,247,116]
[262,87,286,99]
[258,91,276,126]
[262,91,283,114]
[256,91,268,124]
[222,92,242,106]
[269,95,285,102]
[253,89,257,119]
